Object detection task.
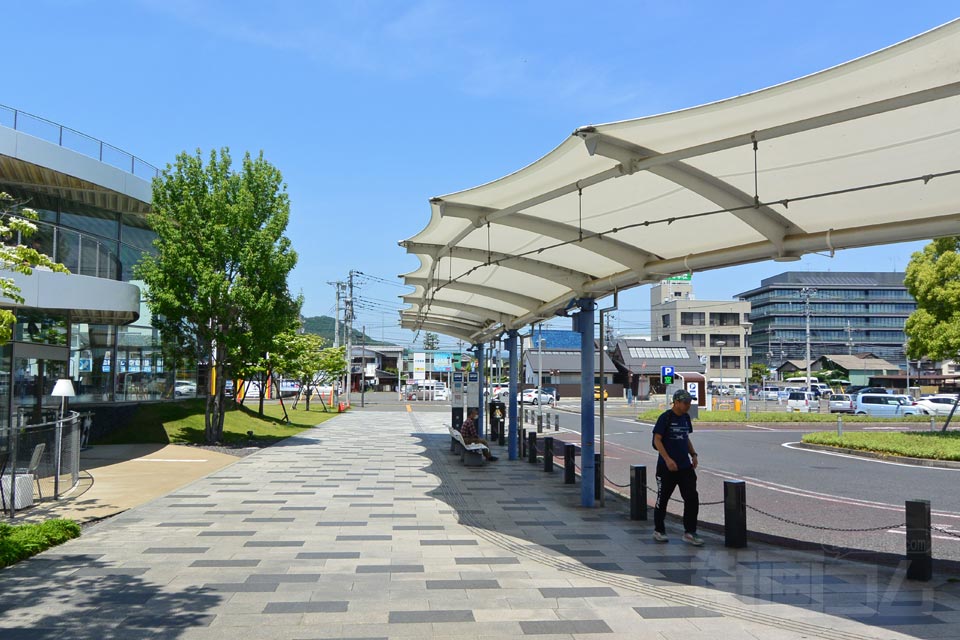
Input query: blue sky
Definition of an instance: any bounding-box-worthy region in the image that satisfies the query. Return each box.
[4,2,957,348]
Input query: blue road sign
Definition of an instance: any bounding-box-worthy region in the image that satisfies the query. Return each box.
[661,365,675,385]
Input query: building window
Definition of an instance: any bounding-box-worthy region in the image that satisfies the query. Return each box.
[661,313,671,328]
[681,312,705,326]
[710,312,741,326]
[710,334,740,347]
[710,355,741,370]
[681,334,705,348]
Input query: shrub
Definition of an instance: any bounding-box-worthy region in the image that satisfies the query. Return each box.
[0,519,81,568]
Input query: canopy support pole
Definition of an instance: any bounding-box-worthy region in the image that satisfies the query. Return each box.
[575,299,597,507]
[507,330,519,460]
[476,343,485,439]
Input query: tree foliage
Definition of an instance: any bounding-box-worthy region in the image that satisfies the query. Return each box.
[271,331,326,410]
[136,148,301,443]
[423,331,439,351]
[904,236,960,361]
[0,193,68,343]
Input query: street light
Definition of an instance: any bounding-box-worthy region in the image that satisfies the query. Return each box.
[904,342,911,398]
[741,322,753,418]
[537,333,545,423]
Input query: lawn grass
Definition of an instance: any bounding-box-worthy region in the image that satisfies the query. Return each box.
[93,398,341,446]
[0,519,81,569]
[637,409,936,423]
[802,430,960,460]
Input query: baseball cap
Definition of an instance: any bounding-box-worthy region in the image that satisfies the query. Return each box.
[673,389,693,403]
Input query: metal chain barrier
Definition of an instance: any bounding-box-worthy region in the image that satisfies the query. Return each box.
[932,525,960,539]
[746,503,905,532]
[644,483,723,506]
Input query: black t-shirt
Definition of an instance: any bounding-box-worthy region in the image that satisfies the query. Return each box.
[652,409,693,471]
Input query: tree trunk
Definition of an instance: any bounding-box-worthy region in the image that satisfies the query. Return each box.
[258,371,266,416]
[206,346,226,444]
[305,383,311,411]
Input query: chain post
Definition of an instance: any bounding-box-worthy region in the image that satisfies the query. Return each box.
[724,480,748,548]
[906,499,932,581]
[564,443,576,484]
[543,437,553,472]
[630,465,647,520]
[837,414,843,437]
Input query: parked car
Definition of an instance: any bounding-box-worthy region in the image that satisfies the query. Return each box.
[786,390,817,413]
[855,387,889,396]
[174,380,197,398]
[541,386,560,401]
[728,383,747,396]
[828,393,855,413]
[855,393,923,416]
[519,388,556,406]
[915,395,960,416]
[594,385,609,401]
[760,386,780,401]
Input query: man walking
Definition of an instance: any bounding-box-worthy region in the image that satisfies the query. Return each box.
[652,389,702,546]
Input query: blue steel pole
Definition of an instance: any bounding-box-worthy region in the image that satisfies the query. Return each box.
[476,343,485,439]
[578,299,596,507]
[507,330,519,460]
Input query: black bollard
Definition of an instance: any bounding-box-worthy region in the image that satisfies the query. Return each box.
[543,437,554,472]
[537,413,543,434]
[906,499,932,581]
[520,428,526,458]
[724,480,747,548]
[555,414,560,431]
[564,443,576,484]
[498,425,505,447]
[528,431,538,464]
[594,453,603,501]
[630,465,647,521]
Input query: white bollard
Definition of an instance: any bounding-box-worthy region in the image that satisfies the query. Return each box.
[837,414,843,437]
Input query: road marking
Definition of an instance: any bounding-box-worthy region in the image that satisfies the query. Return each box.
[887,529,960,542]
[782,441,960,471]
[134,459,208,463]
[743,423,776,431]
[406,404,412,412]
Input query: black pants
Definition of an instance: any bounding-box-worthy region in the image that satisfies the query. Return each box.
[654,466,699,535]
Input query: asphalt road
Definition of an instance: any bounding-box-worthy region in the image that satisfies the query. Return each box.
[536,409,960,562]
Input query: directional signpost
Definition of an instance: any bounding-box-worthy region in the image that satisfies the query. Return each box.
[661,365,674,408]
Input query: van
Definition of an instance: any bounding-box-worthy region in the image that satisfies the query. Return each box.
[855,393,922,417]
[786,390,817,412]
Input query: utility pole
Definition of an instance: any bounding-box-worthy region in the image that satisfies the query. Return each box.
[327,280,345,348]
[846,321,854,355]
[801,287,818,393]
[345,271,356,397]
[361,326,366,408]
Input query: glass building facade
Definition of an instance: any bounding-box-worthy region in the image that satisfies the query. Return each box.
[737,272,916,370]
[0,161,197,430]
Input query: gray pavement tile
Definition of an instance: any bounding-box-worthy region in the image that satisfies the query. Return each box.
[262,601,349,613]
[420,540,478,546]
[191,560,261,567]
[246,573,323,583]
[455,557,521,565]
[144,547,210,554]
[514,521,567,526]
[124,614,218,627]
[388,610,475,623]
[539,587,618,598]
[633,606,723,619]
[198,531,257,536]
[244,517,296,522]
[201,582,280,592]
[518,619,612,634]
[317,521,368,526]
[297,552,361,559]
[72,567,149,576]
[337,535,392,541]
[241,500,287,504]
[243,541,305,547]
[355,564,424,573]
[426,580,500,589]
[583,563,623,572]
[279,506,327,511]
[158,522,213,527]
[205,510,254,515]
[394,525,445,530]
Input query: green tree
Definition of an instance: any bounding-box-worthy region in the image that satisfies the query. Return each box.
[904,237,960,361]
[273,331,327,411]
[0,192,68,342]
[136,148,301,443]
[749,363,769,385]
[423,331,439,351]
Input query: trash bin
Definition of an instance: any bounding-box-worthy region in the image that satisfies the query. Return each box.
[734,398,742,412]
[489,401,506,441]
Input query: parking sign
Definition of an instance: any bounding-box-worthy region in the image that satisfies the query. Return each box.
[661,365,674,385]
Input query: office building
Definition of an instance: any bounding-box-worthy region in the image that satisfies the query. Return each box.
[737,271,915,370]
[650,280,751,387]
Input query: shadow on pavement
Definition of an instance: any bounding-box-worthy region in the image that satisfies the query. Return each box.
[411,431,960,638]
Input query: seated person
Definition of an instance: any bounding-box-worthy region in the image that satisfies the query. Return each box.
[460,408,498,461]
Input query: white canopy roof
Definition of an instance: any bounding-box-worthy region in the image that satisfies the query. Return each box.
[400,20,960,344]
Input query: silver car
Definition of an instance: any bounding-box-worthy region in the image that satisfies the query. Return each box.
[828,394,854,413]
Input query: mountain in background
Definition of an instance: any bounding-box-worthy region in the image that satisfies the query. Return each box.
[301,315,389,347]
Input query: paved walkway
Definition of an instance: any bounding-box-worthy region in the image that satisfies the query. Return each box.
[2,410,959,639]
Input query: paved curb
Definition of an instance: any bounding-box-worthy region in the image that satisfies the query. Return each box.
[793,441,960,469]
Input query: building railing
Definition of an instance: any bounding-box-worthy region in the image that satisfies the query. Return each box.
[0,103,160,180]
[2,410,83,517]
[5,216,124,280]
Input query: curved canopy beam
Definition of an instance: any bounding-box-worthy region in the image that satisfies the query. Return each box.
[402,297,512,325]
[402,277,546,313]
[401,241,594,289]
[438,201,662,274]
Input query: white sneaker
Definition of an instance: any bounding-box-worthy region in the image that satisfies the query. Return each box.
[682,532,704,546]
[652,531,669,543]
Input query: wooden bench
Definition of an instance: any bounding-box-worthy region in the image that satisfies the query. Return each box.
[448,425,489,467]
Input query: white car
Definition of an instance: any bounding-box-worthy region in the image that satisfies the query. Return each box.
[174,380,197,397]
[915,395,959,416]
[519,388,556,406]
